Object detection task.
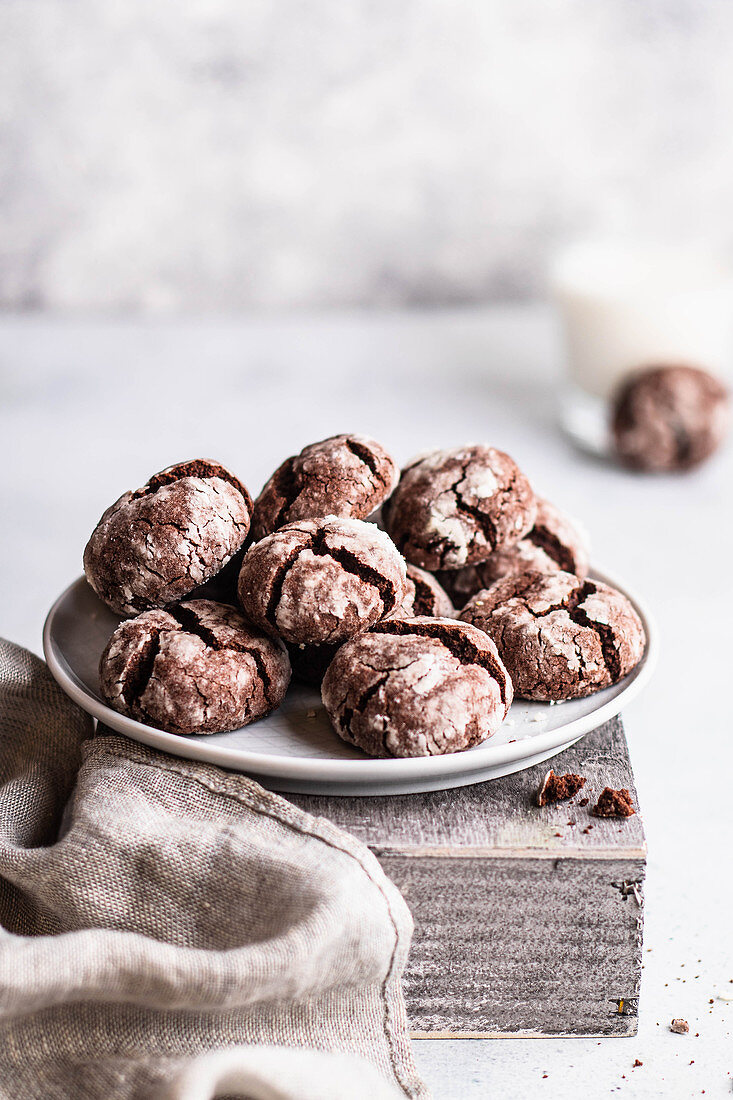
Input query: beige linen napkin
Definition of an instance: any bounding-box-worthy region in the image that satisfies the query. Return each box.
[0,639,428,1100]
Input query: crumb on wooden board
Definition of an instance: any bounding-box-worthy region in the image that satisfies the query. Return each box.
[535,769,586,806]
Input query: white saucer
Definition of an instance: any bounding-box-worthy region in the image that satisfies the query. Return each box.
[43,572,656,796]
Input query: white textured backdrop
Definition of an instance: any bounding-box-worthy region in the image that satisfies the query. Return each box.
[1,0,732,310]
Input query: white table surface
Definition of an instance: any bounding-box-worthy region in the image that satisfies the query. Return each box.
[1,308,731,1098]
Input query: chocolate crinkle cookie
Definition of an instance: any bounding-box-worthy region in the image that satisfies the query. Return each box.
[237,516,407,646]
[322,616,513,758]
[251,434,399,540]
[612,364,729,471]
[460,569,645,701]
[84,459,253,616]
[438,497,589,605]
[382,445,536,571]
[99,599,290,735]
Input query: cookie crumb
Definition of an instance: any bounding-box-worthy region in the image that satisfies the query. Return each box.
[592,787,635,817]
[670,1018,689,1034]
[578,797,589,807]
[536,769,586,806]
[633,1059,643,1067]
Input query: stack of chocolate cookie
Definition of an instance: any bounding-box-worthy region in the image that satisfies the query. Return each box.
[87,436,646,757]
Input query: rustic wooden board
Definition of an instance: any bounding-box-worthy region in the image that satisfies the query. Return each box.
[290,717,645,1038]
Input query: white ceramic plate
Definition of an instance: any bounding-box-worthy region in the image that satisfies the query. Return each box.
[43,572,656,796]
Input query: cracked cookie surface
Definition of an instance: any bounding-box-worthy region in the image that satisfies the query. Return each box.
[99,599,290,735]
[612,364,729,471]
[438,498,589,606]
[321,616,513,758]
[251,433,399,539]
[84,459,253,616]
[382,445,536,570]
[237,515,408,645]
[460,569,645,701]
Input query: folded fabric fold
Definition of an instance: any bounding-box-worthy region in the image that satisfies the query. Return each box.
[0,639,428,1100]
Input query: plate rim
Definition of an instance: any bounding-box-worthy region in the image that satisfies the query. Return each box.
[43,568,658,783]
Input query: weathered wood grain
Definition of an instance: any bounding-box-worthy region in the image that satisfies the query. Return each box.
[289,717,645,1037]
[390,854,644,1037]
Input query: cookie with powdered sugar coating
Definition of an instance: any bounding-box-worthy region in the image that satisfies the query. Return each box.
[322,616,512,758]
[84,460,252,616]
[238,516,407,646]
[460,570,645,701]
[252,434,399,539]
[382,445,536,571]
[99,599,289,734]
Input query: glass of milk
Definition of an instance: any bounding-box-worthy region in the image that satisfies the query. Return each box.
[551,241,733,455]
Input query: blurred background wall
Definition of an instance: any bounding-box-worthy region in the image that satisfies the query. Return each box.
[1,0,730,312]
